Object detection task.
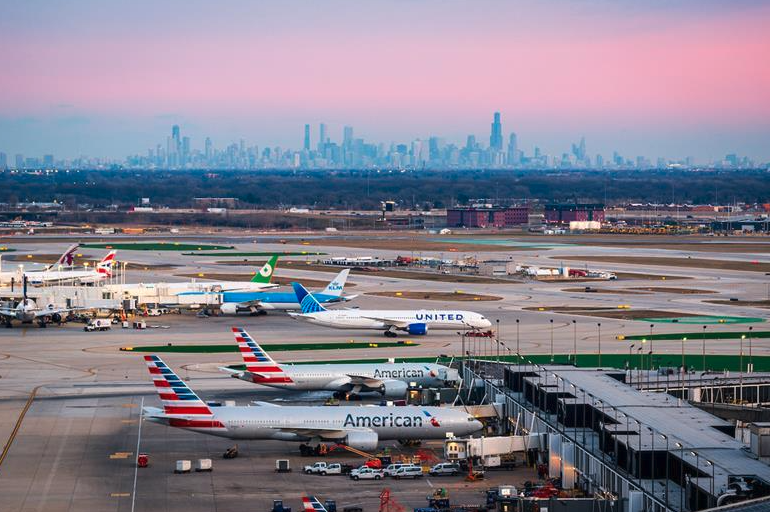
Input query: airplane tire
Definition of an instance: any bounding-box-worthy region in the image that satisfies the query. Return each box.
[384,331,397,338]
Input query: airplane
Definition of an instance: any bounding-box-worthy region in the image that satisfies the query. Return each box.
[0,243,79,286]
[288,282,493,337]
[205,268,355,315]
[103,255,282,306]
[24,250,117,285]
[0,277,77,328]
[220,327,459,398]
[142,354,482,449]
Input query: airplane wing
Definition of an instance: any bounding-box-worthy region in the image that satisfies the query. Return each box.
[360,316,410,329]
[251,401,282,407]
[32,306,77,318]
[275,426,373,440]
[0,309,17,319]
[345,374,385,389]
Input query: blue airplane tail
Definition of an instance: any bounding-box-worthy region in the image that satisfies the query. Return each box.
[292,282,327,314]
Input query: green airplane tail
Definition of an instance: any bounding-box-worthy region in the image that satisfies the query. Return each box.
[251,255,280,283]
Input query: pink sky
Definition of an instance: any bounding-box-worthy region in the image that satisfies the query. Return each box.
[1,0,769,158]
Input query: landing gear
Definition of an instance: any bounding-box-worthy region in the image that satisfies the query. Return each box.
[37,321,47,328]
[4,321,12,329]
[383,330,398,338]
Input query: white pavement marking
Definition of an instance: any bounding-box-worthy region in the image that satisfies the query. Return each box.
[131,396,144,512]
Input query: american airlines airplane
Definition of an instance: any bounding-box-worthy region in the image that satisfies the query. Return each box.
[143,355,482,449]
[220,327,459,398]
[288,282,493,337]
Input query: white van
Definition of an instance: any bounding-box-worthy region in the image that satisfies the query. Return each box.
[392,465,423,479]
[84,318,112,332]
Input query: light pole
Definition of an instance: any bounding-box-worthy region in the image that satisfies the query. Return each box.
[597,323,602,367]
[572,319,577,366]
[496,319,500,364]
[749,326,754,373]
[650,323,654,353]
[738,334,746,405]
[681,337,688,400]
[549,319,554,363]
[628,344,635,370]
[702,325,707,372]
[676,442,684,512]
[516,319,520,357]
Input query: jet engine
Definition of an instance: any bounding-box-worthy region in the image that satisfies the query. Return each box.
[379,380,409,398]
[219,303,239,315]
[406,323,428,335]
[50,313,62,324]
[344,430,379,451]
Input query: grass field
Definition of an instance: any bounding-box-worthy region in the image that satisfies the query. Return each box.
[367,291,502,301]
[184,251,325,257]
[124,341,418,353]
[556,255,770,273]
[640,315,763,324]
[224,353,770,372]
[623,330,770,341]
[82,242,234,251]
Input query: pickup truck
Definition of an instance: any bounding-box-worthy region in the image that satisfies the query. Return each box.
[349,466,383,481]
[303,462,343,475]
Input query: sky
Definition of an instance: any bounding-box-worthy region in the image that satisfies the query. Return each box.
[1,0,769,161]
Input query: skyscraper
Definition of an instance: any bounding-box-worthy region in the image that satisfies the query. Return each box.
[507,132,519,165]
[303,124,311,151]
[15,154,23,169]
[0,152,7,170]
[343,126,354,149]
[205,137,213,161]
[489,112,503,151]
[318,123,327,152]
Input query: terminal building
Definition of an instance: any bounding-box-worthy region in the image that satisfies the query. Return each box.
[463,361,770,511]
[446,206,530,228]
[545,204,605,224]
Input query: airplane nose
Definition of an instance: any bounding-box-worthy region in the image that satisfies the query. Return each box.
[471,419,483,432]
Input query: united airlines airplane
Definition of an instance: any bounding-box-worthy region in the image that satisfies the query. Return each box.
[288,282,492,337]
[142,355,482,449]
[220,327,459,397]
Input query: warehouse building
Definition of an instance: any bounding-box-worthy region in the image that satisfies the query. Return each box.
[545,203,605,224]
[446,206,530,228]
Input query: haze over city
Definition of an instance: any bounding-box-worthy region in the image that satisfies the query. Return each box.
[1,0,769,162]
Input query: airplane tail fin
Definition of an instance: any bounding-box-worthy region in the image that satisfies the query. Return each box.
[250,255,279,283]
[97,250,117,276]
[47,243,79,270]
[144,355,213,416]
[302,497,328,512]
[231,327,291,383]
[292,282,327,314]
[320,268,349,298]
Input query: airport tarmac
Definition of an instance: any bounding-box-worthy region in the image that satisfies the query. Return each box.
[0,233,768,510]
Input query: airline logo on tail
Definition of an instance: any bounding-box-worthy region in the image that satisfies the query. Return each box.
[302,497,328,512]
[250,255,280,283]
[232,327,293,383]
[144,355,225,429]
[97,251,117,276]
[321,268,350,296]
[51,243,79,268]
[293,282,327,314]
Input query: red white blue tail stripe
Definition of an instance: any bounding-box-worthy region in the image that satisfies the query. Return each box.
[232,327,293,383]
[145,355,213,416]
[302,496,328,512]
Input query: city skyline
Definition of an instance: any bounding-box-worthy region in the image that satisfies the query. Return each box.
[1,113,761,171]
[1,1,769,160]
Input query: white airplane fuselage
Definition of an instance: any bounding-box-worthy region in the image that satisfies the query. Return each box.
[149,405,482,441]
[292,309,492,332]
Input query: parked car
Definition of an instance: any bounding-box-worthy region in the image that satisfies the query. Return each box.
[349,466,383,480]
[393,465,423,479]
[303,462,343,475]
[429,462,461,476]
